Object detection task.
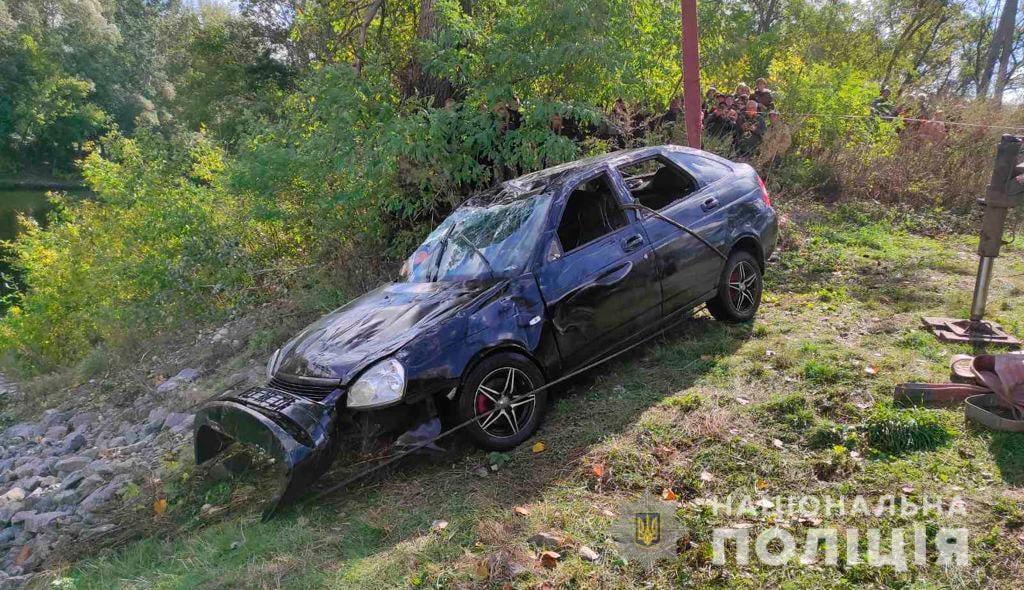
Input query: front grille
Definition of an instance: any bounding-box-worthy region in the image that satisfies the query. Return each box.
[268,376,339,402]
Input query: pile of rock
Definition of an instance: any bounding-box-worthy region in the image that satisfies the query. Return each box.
[0,368,203,588]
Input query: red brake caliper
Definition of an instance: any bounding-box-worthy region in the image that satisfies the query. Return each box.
[476,391,491,415]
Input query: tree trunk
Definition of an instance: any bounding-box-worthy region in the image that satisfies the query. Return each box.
[406,0,458,106]
[881,6,939,88]
[979,0,1018,98]
[354,0,385,75]
[993,0,1018,103]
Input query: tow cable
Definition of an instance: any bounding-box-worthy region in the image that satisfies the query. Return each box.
[288,308,707,518]
[621,202,727,260]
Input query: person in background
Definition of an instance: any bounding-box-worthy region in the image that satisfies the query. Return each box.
[704,103,734,140]
[753,78,774,110]
[735,82,751,97]
[735,93,749,112]
[607,97,632,148]
[756,110,791,170]
[734,100,766,158]
[870,86,895,120]
[506,96,523,131]
[703,87,718,115]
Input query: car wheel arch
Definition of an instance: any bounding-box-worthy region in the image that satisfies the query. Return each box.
[729,235,764,271]
[458,343,548,395]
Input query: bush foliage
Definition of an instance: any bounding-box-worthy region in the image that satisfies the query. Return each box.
[2,0,1024,371]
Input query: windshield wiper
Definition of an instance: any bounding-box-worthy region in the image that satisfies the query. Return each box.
[427,224,495,282]
[450,230,495,280]
[427,224,457,283]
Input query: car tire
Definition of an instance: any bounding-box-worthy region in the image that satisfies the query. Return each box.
[706,250,763,322]
[458,352,547,451]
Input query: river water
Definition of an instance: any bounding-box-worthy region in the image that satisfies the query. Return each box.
[0,189,54,305]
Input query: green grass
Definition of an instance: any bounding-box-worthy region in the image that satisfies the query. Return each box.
[37,201,1024,589]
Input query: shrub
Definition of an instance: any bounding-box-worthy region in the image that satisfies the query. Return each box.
[0,131,294,371]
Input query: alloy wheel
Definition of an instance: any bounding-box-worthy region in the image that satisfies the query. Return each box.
[474,367,536,439]
[728,260,759,313]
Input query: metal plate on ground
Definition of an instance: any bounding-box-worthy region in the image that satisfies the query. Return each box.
[922,316,1021,346]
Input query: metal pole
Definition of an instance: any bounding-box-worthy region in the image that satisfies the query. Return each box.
[680,0,702,149]
[969,135,1021,323]
[969,256,996,322]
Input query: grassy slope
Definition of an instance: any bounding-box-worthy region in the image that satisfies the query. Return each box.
[44,203,1024,589]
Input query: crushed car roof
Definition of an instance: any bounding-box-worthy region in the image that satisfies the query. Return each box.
[464,145,707,207]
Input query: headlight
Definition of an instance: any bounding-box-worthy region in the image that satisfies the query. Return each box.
[347,358,406,409]
[266,348,281,379]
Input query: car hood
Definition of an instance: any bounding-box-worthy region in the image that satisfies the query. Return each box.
[275,280,499,383]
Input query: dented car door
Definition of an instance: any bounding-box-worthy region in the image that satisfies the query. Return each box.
[536,167,662,371]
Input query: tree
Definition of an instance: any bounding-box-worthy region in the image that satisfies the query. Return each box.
[978,0,1019,100]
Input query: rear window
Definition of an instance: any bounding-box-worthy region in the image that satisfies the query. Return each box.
[669,154,731,183]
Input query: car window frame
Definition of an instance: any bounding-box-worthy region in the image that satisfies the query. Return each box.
[612,154,703,213]
[545,166,635,261]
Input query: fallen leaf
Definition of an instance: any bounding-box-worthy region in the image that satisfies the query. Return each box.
[153,498,168,515]
[736,397,751,405]
[532,442,546,453]
[540,550,561,569]
[514,506,531,517]
[772,438,784,449]
[661,488,678,501]
[578,545,600,562]
[591,463,605,478]
[755,498,775,509]
[14,545,31,566]
[600,508,616,518]
[431,519,449,532]
[700,471,715,482]
[755,478,769,490]
[864,365,878,375]
[474,559,490,580]
[900,485,915,495]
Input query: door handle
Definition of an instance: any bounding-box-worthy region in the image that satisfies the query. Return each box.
[622,234,645,253]
[701,197,719,212]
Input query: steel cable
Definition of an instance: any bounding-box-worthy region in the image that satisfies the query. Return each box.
[300,308,710,509]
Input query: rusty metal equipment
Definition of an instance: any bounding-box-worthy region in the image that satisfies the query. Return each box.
[923,134,1024,347]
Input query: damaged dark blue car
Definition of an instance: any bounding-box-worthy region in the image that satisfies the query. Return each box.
[194,145,778,513]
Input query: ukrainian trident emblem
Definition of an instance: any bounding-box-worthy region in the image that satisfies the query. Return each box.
[611,493,684,565]
[634,512,661,546]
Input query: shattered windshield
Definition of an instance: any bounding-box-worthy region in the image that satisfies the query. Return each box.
[405,193,552,282]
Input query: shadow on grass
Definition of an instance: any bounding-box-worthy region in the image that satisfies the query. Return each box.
[59,315,753,588]
[986,430,1024,485]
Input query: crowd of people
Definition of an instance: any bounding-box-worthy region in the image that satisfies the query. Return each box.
[454,77,959,186]
[587,77,793,168]
[700,78,791,167]
[449,77,795,181]
[869,86,948,142]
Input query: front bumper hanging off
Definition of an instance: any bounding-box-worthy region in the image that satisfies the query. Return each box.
[193,386,340,519]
